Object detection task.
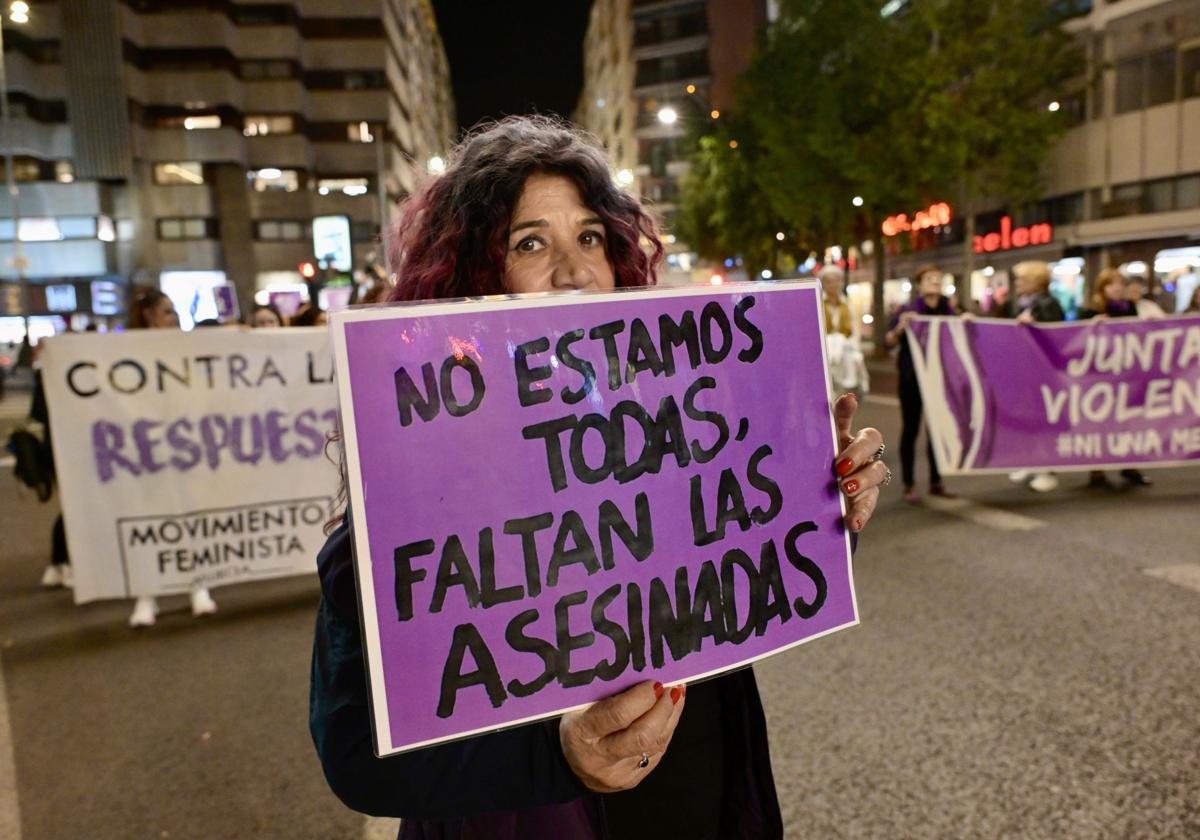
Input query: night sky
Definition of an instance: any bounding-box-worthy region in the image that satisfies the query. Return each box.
[432,1,594,134]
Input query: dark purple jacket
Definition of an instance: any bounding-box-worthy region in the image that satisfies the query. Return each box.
[309,519,784,839]
[890,294,957,379]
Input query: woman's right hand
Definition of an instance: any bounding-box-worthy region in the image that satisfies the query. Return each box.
[559,680,686,793]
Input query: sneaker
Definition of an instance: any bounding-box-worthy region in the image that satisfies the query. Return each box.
[1008,470,1031,484]
[60,565,74,589]
[928,483,956,499]
[903,486,921,504]
[190,587,218,617]
[1028,472,1059,493]
[40,564,63,588]
[1120,469,1152,487]
[129,596,158,628]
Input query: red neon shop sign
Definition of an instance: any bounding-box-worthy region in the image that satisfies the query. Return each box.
[881,202,952,237]
[973,216,1053,254]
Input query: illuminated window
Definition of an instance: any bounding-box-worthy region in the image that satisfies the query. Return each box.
[316,177,370,196]
[347,121,375,143]
[153,162,205,185]
[243,115,295,137]
[55,161,74,183]
[255,220,306,241]
[249,168,301,192]
[157,218,215,240]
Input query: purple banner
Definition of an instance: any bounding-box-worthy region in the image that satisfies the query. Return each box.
[907,315,1200,474]
[331,283,857,755]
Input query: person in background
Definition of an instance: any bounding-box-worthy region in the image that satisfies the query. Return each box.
[311,116,889,839]
[290,303,327,327]
[29,340,71,589]
[884,265,955,503]
[1005,261,1065,493]
[1079,269,1151,488]
[820,265,853,337]
[126,286,219,626]
[1188,286,1200,313]
[1125,277,1165,319]
[251,304,284,328]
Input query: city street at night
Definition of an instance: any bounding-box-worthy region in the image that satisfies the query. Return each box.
[1,393,1197,839]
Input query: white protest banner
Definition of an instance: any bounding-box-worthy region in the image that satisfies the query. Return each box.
[40,328,338,603]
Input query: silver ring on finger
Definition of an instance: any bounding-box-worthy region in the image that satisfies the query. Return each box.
[881,467,893,487]
[870,443,886,462]
[637,751,651,769]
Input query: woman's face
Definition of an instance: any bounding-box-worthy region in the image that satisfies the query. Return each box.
[253,308,282,328]
[148,296,179,329]
[1014,271,1037,297]
[503,173,616,295]
[917,271,942,298]
[1103,279,1125,302]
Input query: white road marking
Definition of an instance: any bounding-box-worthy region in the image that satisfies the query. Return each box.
[866,394,900,407]
[1144,564,1200,594]
[0,659,22,840]
[920,494,1046,532]
[364,816,401,839]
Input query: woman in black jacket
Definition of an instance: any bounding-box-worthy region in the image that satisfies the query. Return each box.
[310,117,889,839]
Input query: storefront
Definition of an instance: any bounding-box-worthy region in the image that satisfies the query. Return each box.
[0,276,128,344]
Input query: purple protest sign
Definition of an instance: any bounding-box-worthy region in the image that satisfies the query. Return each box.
[907,315,1200,474]
[331,282,857,756]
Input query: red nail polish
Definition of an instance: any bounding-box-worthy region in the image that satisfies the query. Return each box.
[844,479,859,495]
[670,686,682,704]
[836,458,854,477]
[681,685,687,698]
[653,682,664,700]
[854,518,863,531]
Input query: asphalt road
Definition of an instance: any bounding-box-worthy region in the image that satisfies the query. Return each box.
[1,389,1197,839]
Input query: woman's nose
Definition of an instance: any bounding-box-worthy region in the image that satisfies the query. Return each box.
[551,249,595,290]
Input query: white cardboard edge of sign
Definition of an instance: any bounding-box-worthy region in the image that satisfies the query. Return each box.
[331,280,857,757]
[907,314,1200,476]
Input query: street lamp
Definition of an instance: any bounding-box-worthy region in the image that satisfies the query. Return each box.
[427,156,446,175]
[1,2,31,335]
[656,107,678,126]
[852,195,864,207]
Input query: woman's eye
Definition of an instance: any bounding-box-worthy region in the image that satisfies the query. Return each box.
[580,230,605,246]
[514,236,543,253]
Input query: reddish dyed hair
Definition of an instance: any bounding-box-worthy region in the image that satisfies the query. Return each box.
[384,116,663,301]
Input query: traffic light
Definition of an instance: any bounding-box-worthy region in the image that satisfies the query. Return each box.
[299,261,317,280]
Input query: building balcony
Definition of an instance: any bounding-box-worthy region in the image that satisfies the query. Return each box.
[0,181,102,217]
[155,240,224,271]
[148,185,214,219]
[308,90,388,123]
[313,142,378,174]
[3,119,73,160]
[4,51,67,99]
[242,80,307,113]
[140,127,248,165]
[122,8,235,48]
[0,240,110,280]
[233,27,302,58]
[248,189,314,219]
[129,70,245,110]
[632,34,709,62]
[245,134,314,170]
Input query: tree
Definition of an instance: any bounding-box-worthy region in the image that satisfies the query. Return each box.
[734,0,936,349]
[675,115,801,278]
[903,0,1083,310]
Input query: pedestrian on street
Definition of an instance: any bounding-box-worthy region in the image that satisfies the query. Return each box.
[251,303,284,328]
[1004,261,1065,494]
[883,264,955,504]
[1079,269,1151,488]
[1125,276,1165,319]
[125,286,220,627]
[28,347,72,589]
[310,116,889,840]
[820,265,869,399]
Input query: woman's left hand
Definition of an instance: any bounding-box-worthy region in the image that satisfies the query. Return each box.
[832,393,887,533]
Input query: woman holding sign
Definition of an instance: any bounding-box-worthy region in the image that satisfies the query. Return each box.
[126,286,220,627]
[311,117,887,839]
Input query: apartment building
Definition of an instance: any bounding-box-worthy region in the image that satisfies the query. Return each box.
[0,0,454,337]
[871,0,1200,317]
[577,0,769,281]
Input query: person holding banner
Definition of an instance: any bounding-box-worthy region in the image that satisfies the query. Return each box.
[311,116,888,839]
[125,286,219,627]
[1078,270,1151,488]
[883,265,955,504]
[1003,261,1065,493]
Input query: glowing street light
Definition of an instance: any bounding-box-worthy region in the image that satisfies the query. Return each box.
[1048,101,1061,112]
[775,231,785,241]
[9,1,29,23]
[729,140,738,149]
[710,109,720,119]
[852,195,864,207]
[686,84,696,95]
[709,274,724,286]
[657,107,678,125]
[427,156,446,174]
[615,168,635,187]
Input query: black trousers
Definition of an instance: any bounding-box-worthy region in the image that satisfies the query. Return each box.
[898,374,940,488]
[51,514,69,566]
